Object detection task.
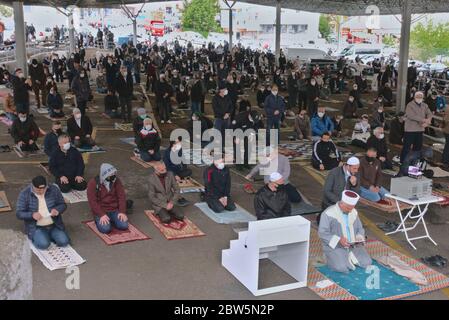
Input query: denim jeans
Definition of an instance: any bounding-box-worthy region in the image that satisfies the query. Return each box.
[94,211,129,234]
[32,225,70,250]
[191,101,201,114]
[360,186,389,202]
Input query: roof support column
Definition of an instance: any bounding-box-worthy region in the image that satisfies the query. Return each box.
[132,19,137,46]
[13,1,27,77]
[68,11,76,54]
[224,1,236,50]
[275,0,281,66]
[396,0,412,113]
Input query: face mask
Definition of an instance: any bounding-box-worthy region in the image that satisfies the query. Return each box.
[18,73,25,78]
[50,91,55,95]
[63,142,71,151]
[318,112,325,118]
[140,114,147,120]
[415,99,423,104]
[75,114,82,120]
[366,156,375,163]
[19,116,27,122]
[223,89,228,96]
[378,109,383,113]
[216,163,225,170]
[311,81,316,86]
[80,74,85,78]
[145,125,152,131]
[272,91,278,96]
[378,134,385,139]
[106,175,116,183]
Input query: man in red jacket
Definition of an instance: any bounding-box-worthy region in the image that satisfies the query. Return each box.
[87,163,129,234]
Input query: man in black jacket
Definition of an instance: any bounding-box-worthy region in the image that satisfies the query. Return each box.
[212,84,233,138]
[66,108,95,148]
[115,65,134,122]
[254,172,291,220]
[287,71,299,110]
[104,89,120,118]
[204,157,236,213]
[312,132,341,171]
[11,69,32,114]
[28,59,46,108]
[11,112,40,152]
[49,134,87,193]
[389,112,405,146]
[156,74,172,124]
[366,126,392,169]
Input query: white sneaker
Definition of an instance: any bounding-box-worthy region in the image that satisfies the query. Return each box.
[161,120,165,124]
[167,120,172,124]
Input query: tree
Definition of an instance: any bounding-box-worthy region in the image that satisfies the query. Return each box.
[181,0,222,38]
[0,5,13,18]
[319,14,332,40]
[382,35,397,47]
[411,20,449,61]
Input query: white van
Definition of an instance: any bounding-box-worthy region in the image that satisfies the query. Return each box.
[336,45,385,62]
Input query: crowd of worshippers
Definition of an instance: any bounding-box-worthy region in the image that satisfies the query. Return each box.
[5,39,449,275]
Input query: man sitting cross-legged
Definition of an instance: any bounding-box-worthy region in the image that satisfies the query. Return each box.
[148,162,185,223]
[49,134,87,193]
[11,111,40,152]
[319,190,372,273]
[67,108,96,149]
[312,132,342,171]
[254,172,291,220]
[87,163,129,234]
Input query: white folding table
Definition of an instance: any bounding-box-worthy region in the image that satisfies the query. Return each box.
[385,194,444,250]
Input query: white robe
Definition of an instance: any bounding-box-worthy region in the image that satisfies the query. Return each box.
[318,204,372,273]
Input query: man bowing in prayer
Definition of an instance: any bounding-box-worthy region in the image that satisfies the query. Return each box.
[318,190,372,273]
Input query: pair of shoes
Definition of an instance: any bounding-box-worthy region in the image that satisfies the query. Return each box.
[177,197,189,207]
[421,255,447,268]
[376,220,399,232]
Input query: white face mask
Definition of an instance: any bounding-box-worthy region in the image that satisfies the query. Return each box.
[80,74,85,78]
[272,91,278,96]
[318,112,325,118]
[18,73,25,78]
[415,98,423,104]
[75,114,81,120]
[223,89,228,96]
[378,109,383,113]
[63,142,71,151]
[145,125,152,131]
[19,116,27,122]
[216,162,225,170]
[378,134,385,139]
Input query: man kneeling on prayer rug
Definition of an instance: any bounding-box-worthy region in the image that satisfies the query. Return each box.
[318,190,372,273]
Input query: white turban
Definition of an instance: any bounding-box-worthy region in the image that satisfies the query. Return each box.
[341,190,360,206]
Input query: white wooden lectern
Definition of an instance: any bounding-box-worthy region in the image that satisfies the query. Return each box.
[222,216,310,296]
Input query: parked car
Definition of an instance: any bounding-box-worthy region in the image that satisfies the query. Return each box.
[36,27,54,43]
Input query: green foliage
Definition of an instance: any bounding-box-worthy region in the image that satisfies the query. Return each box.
[0,5,13,18]
[319,15,332,40]
[382,35,396,47]
[181,0,222,38]
[411,20,449,61]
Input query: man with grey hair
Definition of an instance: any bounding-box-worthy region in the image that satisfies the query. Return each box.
[132,107,150,137]
[366,126,392,169]
[400,91,433,162]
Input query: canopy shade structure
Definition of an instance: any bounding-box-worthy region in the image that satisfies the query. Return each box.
[3,0,449,15]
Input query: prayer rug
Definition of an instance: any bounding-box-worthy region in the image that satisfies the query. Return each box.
[195,202,256,224]
[114,122,134,132]
[62,189,88,204]
[308,229,449,300]
[432,190,449,206]
[178,178,205,194]
[83,220,150,245]
[120,137,137,147]
[0,170,6,183]
[76,146,106,154]
[44,115,70,121]
[100,112,111,119]
[427,165,449,178]
[13,145,45,158]
[359,197,412,213]
[30,242,86,271]
[31,106,49,114]
[291,202,322,216]
[0,191,12,212]
[130,155,158,169]
[145,210,206,240]
[304,165,330,178]
[39,162,50,175]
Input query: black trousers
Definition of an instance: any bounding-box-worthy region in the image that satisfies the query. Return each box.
[285,183,302,203]
[206,197,236,213]
[312,158,339,171]
[157,208,184,224]
[56,176,87,193]
[119,96,133,122]
[176,167,192,179]
[401,132,424,162]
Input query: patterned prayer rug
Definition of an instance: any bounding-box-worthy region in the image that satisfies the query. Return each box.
[83,220,150,245]
[30,242,86,271]
[195,202,256,224]
[130,156,158,169]
[0,191,12,213]
[359,197,413,213]
[62,189,88,204]
[145,210,206,240]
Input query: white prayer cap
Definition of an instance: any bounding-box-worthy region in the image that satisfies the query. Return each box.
[341,190,360,206]
[347,157,360,166]
[269,172,283,182]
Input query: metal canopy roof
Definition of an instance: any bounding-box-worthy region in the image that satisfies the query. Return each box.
[3,0,449,15]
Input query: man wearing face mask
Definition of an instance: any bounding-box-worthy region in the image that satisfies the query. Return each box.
[163,138,192,180]
[44,121,63,159]
[11,111,40,152]
[359,148,390,204]
[67,108,95,149]
[349,83,364,109]
[103,55,118,92]
[11,68,32,114]
[156,73,173,124]
[306,78,320,116]
[366,127,392,169]
[132,108,150,137]
[28,59,46,109]
[104,89,120,119]
[49,134,87,193]
[136,118,161,162]
[254,172,291,220]
[148,162,185,224]
[46,86,64,119]
[319,190,372,273]
[371,104,387,130]
[96,70,108,94]
[87,163,129,234]
[389,112,405,146]
[71,68,91,116]
[311,107,334,141]
[212,84,233,138]
[351,115,371,149]
[400,91,433,162]
[294,109,311,140]
[264,84,285,144]
[115,65,134,123]
[203,156,236,213]
[343,95,357,119]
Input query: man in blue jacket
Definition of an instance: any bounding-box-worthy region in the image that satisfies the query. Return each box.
[311,106,334,141]
[49,134,87,193]
[16,175,69,250]
[264,84,285,144]
[43,121,63,159]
